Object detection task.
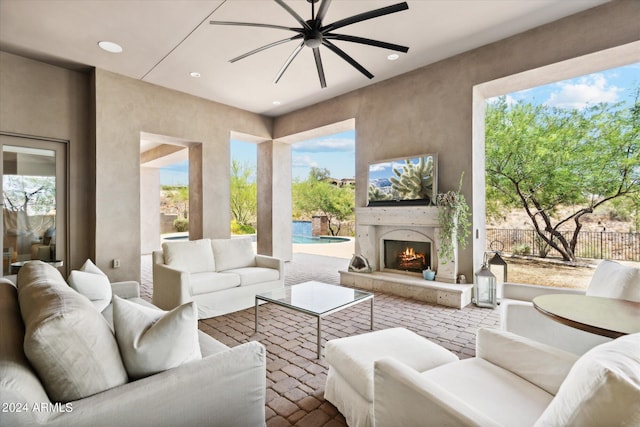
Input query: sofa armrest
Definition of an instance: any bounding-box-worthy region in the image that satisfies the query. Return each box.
[503,282,585,302]
[43,341,267,427]
[152,259,192,311]
[476,328,578,395]
[374,357,501,427]
[255,254,284,275]
[110,281,140,299]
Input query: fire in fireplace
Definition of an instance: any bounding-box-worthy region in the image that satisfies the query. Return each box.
[384,240,431,273]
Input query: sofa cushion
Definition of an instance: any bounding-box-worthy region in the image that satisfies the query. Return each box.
[17,261,128,402]
[190,271,241,296]
[79,258,107,276]
[534,333,640,427]
[112,296,202,380]
[212,238,256,271]
[587,260,640,302]
[223,267,280,286]
[163,239,215,273]
[68,269,112,312]
[424,358,554,427]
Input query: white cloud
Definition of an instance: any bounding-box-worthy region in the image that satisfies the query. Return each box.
[292,155,318,168]
[293,137,354,153]
[545,74,622,109]
[369,162,392,172]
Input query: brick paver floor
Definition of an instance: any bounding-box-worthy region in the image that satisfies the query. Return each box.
[141,252,500,426]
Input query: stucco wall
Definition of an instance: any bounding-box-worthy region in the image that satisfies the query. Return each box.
[94,69,272,281]
[0,52,91,274]
[272,0,640,279]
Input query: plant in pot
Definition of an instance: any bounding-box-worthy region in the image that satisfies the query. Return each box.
[436,173,471,264]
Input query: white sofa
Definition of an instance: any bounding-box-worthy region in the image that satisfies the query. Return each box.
[501,260,640,355]
[374,328,640,427]
[153,237,284,319]
[0,261,267,427]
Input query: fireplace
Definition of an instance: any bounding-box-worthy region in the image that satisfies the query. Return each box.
[384,240,431,273]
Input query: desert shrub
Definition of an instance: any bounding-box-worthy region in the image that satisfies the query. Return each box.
[231,219,255,235]
[513,243,531,256]
[173,218,189,232]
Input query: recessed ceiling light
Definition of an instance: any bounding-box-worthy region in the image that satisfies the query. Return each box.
[387,54,399,61]
[190,72,201,78]
[98,41,123,53]
[272,101,281,106]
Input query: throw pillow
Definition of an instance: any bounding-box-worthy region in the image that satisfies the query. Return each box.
[162,239,215,273]
[68,269,112,312]
[79,258,107,276]
[587,260,640,302]
[112,296,202,379]
[18,261,128,402]
[212,237,256,271]
[534,333,640,427]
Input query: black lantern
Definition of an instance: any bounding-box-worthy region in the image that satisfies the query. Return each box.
[488,251,507,302]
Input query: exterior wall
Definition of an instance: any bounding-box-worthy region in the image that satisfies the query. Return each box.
[93,69,272,281]
[272,1,640,280]
[0,52,92,273]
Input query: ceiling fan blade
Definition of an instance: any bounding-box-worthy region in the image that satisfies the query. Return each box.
[230,34,303,63]
[274,0,312,31]
[322,39,373,79]
[324,33,409,53]
[313,47,327,88]
[322,2,408,33]
[315,0,332,26]
[209,20,302,33]
[274,41,305,84]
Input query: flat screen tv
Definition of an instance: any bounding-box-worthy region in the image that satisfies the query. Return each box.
[367,154,437,206]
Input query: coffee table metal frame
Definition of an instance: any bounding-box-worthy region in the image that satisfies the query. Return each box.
[255,281,374,359]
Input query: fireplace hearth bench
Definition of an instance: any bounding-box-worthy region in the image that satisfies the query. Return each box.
[340,270,472,309]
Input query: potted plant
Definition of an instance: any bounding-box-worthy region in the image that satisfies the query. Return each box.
[436,173,471,264]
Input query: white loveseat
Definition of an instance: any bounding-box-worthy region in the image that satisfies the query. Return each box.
[0,261,267,426]
[153,237,284,319]
[501,259,640,355]
[374,328,640,427]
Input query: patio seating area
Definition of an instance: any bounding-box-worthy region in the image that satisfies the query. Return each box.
[141,252,501,426]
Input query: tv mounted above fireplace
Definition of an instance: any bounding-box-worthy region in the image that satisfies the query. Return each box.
[367,154,437,206]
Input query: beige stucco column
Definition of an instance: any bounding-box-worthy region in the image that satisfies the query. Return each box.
[140,166,161,254]
[257,140,292,261]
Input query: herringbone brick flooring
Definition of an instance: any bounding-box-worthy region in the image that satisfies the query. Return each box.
[141,252,500,426]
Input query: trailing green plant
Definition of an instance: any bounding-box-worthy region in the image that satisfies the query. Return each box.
[173,218,189,232]
[436,173,471,264]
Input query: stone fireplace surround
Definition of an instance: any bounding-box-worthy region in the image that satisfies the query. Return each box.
[340,206,472,309]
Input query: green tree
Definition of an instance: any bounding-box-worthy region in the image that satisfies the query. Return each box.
[292,169,354,236]
[230,159,257,226]
[485,95,640,262]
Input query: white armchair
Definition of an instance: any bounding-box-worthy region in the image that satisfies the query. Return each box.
[501,260,640,355]
[374,328,640,427]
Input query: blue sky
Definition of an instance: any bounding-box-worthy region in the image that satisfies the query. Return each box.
[160,62,639,185]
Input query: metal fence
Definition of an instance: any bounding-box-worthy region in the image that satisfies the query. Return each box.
[486,228,640,262]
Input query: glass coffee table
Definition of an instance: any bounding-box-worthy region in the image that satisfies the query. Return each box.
[255,281,374,358]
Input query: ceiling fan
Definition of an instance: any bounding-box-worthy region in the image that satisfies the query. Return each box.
[210,0,409,88]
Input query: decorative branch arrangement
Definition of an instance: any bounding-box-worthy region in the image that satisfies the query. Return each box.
[436,173,471,264]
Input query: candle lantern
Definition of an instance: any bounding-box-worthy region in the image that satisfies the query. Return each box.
[474,253,497,308]
[487,250,507,302]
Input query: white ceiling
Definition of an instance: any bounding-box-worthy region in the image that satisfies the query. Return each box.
[0,0,607,117]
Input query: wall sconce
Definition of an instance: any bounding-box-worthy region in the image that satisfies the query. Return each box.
[474,253,497,308]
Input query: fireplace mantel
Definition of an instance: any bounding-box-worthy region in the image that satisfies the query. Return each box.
[355,206,440,227]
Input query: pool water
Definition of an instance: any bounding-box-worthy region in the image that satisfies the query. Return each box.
[292,235,350,244]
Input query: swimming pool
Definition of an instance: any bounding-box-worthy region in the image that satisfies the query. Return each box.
[292,235,350,244]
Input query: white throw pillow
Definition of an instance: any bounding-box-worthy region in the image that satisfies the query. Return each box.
[80,258,107,276]
[212,237,256,271]
[162,239,215,273]
[534,333,640,427]
[587,260,640,302]
[68,270,112,312]
[112,296,202,380]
